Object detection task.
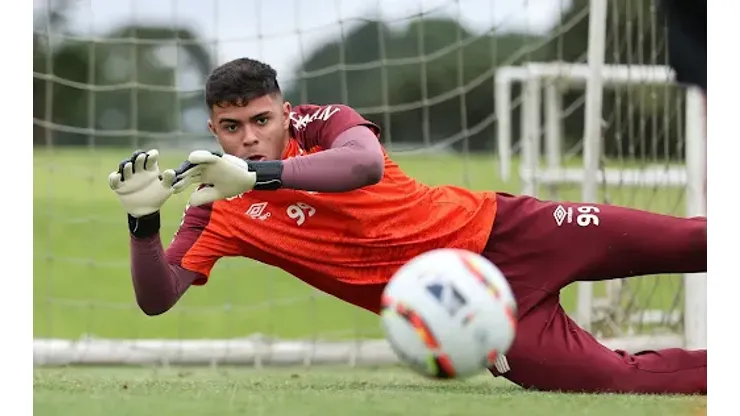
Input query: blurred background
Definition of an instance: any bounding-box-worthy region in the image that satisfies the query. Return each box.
[34,0,686,154]
[33,0,705,367]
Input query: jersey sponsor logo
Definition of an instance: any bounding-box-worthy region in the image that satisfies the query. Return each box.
[553,205,572,226]
[290,105,341,131]
[246,202,271,220]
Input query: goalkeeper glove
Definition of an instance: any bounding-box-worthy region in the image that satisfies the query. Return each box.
[173,150,256,207]
[173,150,283,206]
[108,149,177,237]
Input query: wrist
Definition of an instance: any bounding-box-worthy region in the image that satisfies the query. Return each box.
[128,212,161,239]
[247,160,284,190]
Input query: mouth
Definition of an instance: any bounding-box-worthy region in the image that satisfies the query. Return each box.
[246,154,266,162]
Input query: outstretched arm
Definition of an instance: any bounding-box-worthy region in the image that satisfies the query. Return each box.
[130,236,199,315]
[109,150,198,315]
[110,150,237,316]
[279,125,384,193]
[128,201,234,316]
[172,105,386,205]
[129,217,200,316]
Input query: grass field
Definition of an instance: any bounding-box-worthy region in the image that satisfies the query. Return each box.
[33,367,706,416]
[34,147,687,340]
[33,148,698,415]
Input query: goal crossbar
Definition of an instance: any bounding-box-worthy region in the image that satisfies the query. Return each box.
[34,335,683,366]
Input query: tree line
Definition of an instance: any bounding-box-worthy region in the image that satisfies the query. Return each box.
[34,0,688,158]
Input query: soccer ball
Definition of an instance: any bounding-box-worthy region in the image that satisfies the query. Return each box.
[380,248,517,379]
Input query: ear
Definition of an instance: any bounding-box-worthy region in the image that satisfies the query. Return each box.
[282,101,292,131]
[207,119,217,138]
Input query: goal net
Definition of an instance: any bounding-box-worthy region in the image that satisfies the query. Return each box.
[33,0,706,366]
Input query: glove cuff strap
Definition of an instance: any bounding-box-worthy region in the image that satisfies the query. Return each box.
[249,160,283,190]
[128,212,161,239]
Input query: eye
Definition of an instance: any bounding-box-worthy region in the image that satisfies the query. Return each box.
[224,124,238,132]
[255,117,269,126]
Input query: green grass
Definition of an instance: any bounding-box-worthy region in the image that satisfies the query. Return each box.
[34,148,687,340]
[33,148,697,414]
[33,367,706,416]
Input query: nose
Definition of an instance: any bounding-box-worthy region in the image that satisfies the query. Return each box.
[242,127,259,146]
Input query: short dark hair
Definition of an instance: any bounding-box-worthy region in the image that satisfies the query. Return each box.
[205,58,281,109]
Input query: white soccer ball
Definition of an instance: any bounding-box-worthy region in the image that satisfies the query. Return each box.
[380,248,517,379]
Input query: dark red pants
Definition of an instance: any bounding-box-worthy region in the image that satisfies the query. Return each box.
[482,193,707,394]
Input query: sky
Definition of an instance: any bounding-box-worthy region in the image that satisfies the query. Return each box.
[34,0,571,85]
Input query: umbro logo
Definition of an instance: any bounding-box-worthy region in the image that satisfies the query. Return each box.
[246,202,271,220]
[553,205,573,226]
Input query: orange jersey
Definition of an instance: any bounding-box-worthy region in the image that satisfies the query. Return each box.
[166,104,497,313]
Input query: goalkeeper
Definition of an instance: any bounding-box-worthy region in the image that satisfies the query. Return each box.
[109,58,706,395]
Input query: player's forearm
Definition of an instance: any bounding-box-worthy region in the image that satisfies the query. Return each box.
[280,126,384,192]
[129,214,198,316]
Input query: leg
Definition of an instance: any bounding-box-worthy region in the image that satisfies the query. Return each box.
[492,296,706,395]
[485,193,706,297]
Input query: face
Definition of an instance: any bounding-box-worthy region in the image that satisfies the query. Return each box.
[207,94,292,161]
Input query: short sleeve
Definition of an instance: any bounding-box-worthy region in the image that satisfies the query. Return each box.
[165,202,240,285]
[292,104,380,149]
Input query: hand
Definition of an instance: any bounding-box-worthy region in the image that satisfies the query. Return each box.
[108,149,176,218]
[173,150,257,206]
